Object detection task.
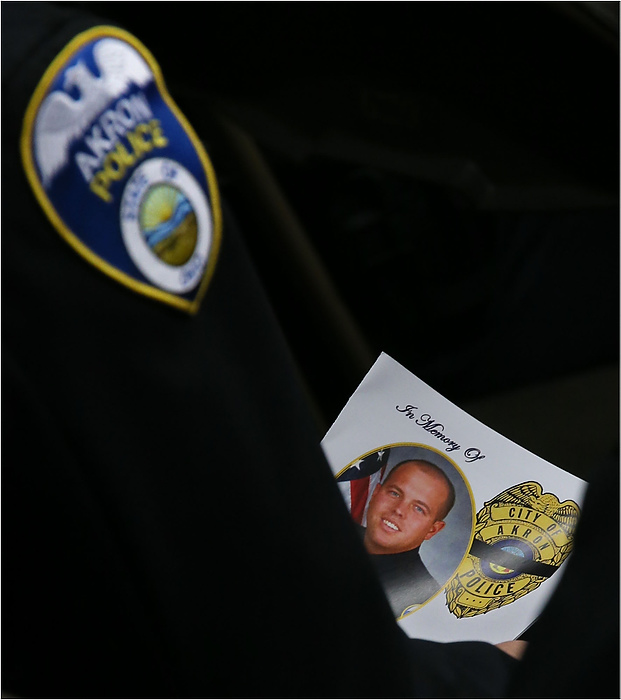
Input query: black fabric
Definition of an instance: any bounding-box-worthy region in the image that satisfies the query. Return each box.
[507,455,620,699]
[1,3,519,698]
[403,640,521,700]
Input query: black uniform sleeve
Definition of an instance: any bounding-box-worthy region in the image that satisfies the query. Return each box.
[506,455,620,699]
[2,3,519,697]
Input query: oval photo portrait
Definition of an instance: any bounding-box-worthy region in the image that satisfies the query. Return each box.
[336,444,474,618]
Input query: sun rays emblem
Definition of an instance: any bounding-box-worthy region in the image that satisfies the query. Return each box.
[120,157,212,294]
[140,184,198,266]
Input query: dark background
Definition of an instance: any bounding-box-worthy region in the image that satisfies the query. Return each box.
[73,1,618,481]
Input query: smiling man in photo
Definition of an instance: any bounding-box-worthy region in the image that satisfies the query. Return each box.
[361,459,456,616]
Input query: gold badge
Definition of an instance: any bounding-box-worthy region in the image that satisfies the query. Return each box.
[446,481,580,618]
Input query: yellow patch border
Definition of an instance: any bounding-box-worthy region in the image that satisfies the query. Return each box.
[20,25,222,314]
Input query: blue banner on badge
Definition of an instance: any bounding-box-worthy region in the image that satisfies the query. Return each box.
[21,26,222,312]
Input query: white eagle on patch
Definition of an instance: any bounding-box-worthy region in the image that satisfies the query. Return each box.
[34,37,152,188]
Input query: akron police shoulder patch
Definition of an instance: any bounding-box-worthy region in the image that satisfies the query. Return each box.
[21,25,222,313]
[445,481,580,618]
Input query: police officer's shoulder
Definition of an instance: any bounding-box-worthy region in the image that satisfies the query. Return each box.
[10,1,223,316]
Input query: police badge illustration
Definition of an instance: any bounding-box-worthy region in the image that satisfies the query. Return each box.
[446,481,580,617]
[21,26,222,312]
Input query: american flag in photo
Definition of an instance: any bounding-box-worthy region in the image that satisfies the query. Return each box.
[336,448,391,525]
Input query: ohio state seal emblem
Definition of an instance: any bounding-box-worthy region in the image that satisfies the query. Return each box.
[446,481,580,618]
